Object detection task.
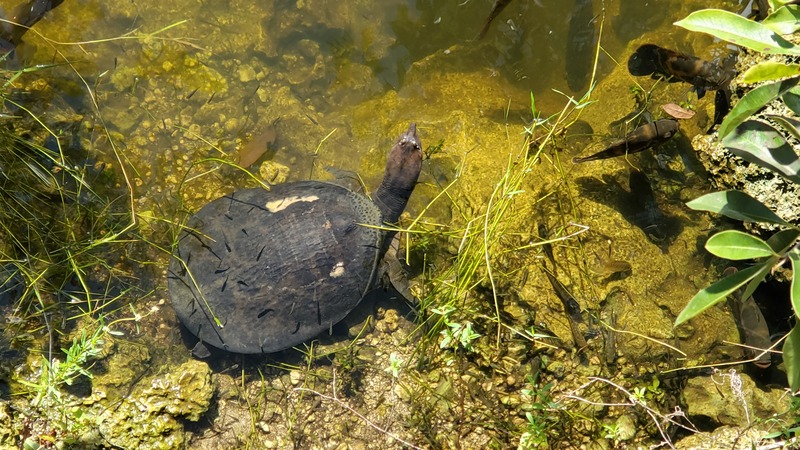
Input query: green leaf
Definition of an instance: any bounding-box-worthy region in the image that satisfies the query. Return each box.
[783,323,800,393]
[762,5,800,35]
[740,255,778,300]
[783,88,800,116]
[790,248,800,321]
[686,190,790,225]
[737,229,800,300]
[740,62,800,83]
[705,230,777,260]
[765,114,800,142]
[675,264,765,326]
[767,228,800,253]
[770,0,799,10]
[722,120,800,184]
[718,78,800,140]
[674,9,800,56]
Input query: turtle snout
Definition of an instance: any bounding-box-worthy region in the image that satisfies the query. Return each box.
[401,123,421,150]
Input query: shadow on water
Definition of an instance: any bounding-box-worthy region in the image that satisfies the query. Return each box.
[575,169,684,249]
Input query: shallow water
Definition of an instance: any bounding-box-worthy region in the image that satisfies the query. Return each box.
[0,0,768,447]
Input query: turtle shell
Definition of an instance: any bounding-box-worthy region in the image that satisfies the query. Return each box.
[168,180,384,354]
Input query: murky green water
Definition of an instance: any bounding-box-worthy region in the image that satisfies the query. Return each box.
[2,0,780,448]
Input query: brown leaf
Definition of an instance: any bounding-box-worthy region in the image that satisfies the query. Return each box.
[661,103,695,119]
[237,123,279,167]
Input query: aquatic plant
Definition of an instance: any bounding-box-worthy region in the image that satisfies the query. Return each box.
[671,3,800,392]
[19,324,105,407]
[518,372,558,448]
[0,20,199,445]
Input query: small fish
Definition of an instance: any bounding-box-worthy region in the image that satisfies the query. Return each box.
[237,120,279,167]
[627,44,734,99]
[591,256,632,279]
[538,223,555,265]
[724,267,772,368]
[565,0,596,92]
[538,224,588,349]
[543,270,584,324]
[477,0,514,40]
[573,118,679,163]
[542,268,587,349]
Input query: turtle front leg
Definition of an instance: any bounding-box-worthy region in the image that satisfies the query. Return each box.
[379,234,417,305]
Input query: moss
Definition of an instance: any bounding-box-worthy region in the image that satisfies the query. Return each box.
[96,359,212,449]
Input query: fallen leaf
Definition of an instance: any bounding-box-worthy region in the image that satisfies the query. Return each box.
[661,103,695,119]
[238,120,279,167]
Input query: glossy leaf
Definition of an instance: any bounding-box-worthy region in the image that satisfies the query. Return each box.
[675,264,765,326]
[762,5,800,35]
[767,228,800,253]
[686,190,790,225]
[766,114,800,142]
[783,323,800,393]
[790,248,800,321]
[705,230,777,260]
[674,9,800,56]
[769,0,799,10]
[739,229,800,299]
[740,255,778,300]
[740,62,800,83]
[722,120,800,184]
[783,88,800,116]
[718,78,799,140]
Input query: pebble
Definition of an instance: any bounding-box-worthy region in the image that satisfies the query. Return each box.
[289,370,303,386]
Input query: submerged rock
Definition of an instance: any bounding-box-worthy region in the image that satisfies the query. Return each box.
[683,370,791,428]
[97,359,213,449]
[675,425,765,450]
[0,401,13,446]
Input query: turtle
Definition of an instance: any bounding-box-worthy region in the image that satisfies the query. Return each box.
[168,123,422,354]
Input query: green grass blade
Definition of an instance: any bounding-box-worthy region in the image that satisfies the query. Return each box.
[705,230,777,260]
[675,263,765,326]
[674,9,800,55]
[686,190,790,225]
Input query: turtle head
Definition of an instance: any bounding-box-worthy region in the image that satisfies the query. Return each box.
[373,123,422,225]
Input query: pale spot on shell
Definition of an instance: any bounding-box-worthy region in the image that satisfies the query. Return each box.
[329,262,346,278]
[266,195,319,213]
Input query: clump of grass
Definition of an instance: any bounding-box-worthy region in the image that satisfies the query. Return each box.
[414,87,596,352]
[0,54,147,443]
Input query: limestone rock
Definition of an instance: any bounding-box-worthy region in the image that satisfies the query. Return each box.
[683,371,790,427]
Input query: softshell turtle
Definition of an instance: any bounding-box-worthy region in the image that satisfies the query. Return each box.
[168,123,422,354]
